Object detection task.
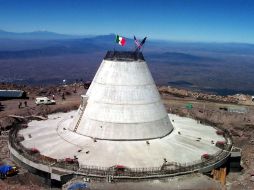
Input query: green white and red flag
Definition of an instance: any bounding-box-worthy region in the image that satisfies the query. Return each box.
[115,35,126,46]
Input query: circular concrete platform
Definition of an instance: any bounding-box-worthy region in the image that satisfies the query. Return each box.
[17,111,231,171]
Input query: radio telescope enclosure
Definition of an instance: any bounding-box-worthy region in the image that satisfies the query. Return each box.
[69,51,173,140]
[10,51,232,183]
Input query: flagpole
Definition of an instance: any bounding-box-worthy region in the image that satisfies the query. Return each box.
[114,34,116,54]
[133,35,137,53]
[139,37,147,53]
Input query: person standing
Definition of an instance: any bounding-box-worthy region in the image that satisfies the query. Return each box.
[18,102,22,109]
[62,93,65,100]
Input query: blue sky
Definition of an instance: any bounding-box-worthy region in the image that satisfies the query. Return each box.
[0,0,254,43]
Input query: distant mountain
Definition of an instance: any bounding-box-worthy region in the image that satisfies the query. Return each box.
[1,29,254,55]
[0,34,135,58]
[0,29,89,40]
[0,37,216,61]
[1,30,254,95]
[152,41,254,55]
[0,41,101,59]
[1,29,254,63]
[146,52,218,65]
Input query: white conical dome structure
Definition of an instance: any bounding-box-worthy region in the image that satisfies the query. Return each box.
[17,50,230,176]
[69,51,173,140]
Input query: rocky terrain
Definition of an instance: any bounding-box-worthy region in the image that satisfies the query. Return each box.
[159,86,253,104]
[0,83,254,189]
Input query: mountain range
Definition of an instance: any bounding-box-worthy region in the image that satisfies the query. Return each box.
[0,29,90,40]
[0,29,254,95]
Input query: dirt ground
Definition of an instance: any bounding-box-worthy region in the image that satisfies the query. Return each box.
[0,83,84,190]
[0,83,254,189]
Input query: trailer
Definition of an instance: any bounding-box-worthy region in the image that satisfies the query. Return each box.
[0,90,27,100]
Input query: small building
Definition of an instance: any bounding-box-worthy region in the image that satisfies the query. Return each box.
[220,106,248,114]
[228,106,247,114]
[0,90,27,100]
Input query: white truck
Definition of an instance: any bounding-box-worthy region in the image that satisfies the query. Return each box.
[35,97,56,105]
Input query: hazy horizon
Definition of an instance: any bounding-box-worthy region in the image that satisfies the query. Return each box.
[1,29,254,45]
[1,0,254,43]
[1,0,254,96]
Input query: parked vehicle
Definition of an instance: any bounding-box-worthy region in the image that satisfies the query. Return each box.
[35,97,56,105]
[67,182,88,190]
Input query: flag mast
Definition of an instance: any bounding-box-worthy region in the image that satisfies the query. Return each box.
[134,36,147,53]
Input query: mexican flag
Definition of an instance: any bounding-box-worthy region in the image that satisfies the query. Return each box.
[115,35,126,46]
